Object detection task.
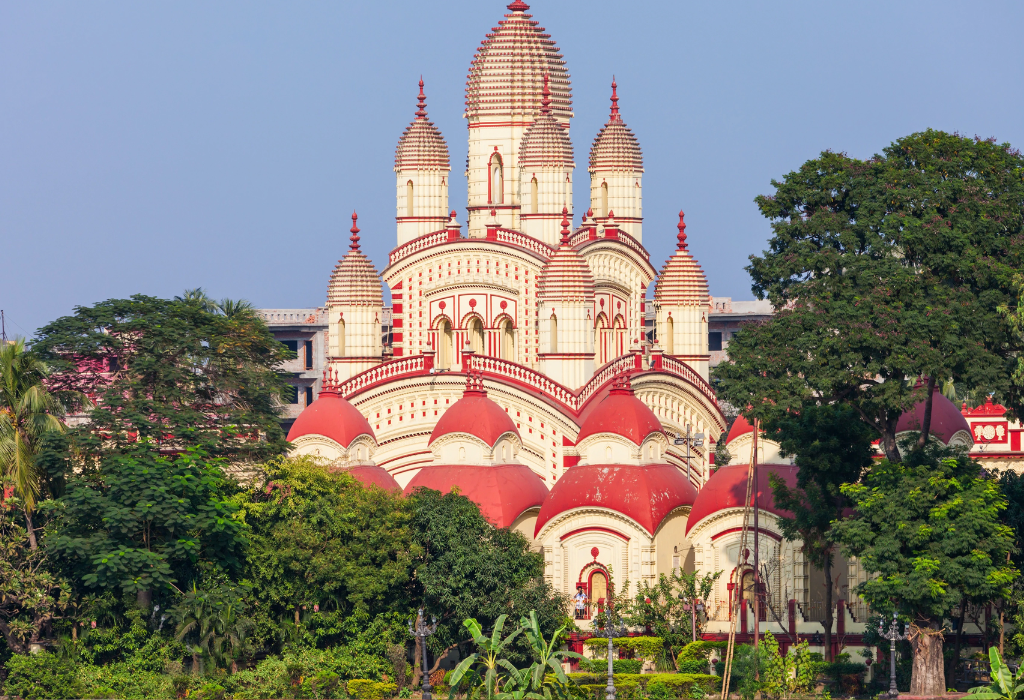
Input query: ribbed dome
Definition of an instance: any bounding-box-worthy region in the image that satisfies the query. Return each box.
[653,212,710,306]
[576,377,663,446]
[589,80,643,173]
[287,377,375,450]
[395,78,450,172]
[465,2,572,123]
[327,213,384,307]
[518,75,574,168]
[538,209,595,303]
[429,373,520,448]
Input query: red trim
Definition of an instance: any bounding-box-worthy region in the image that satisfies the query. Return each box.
[711,526,782,542]
[560,526,630,542]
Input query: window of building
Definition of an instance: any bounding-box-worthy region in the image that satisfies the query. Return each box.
[468,318,484,354]
[305,386,314,406]
[549,313,558,353]
[281,339,298,356]
[304,340,313,370]
[530,177,538,214]
[601,181,608,217]
[708,332,723,352]
[489,153,504,205]
[285,384,299,404]
[665,316,674,355]
[406,180,414,216]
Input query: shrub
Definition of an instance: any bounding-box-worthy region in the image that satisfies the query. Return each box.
[614,659,643,674]
[3,652,80,700]
[677,659,709,675]
[676,640,727,664]
[648,681,675,700]
[347,678,398,699]
[76,662,174,700]
[194,683,227,700]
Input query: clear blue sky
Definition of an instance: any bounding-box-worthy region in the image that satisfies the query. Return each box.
[3,1,1023,337]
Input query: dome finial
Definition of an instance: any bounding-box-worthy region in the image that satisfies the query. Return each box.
[540,73,551,116]
[676,210,688,249]
[507,0,530,11]
[560,206,571,246]
[609,76,620,122]
[349,211,361,251]
[415,76,427,119]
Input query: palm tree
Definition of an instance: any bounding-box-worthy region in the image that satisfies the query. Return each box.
[0,339,83,549]
[217,298,255,319]
[175,288,219,313]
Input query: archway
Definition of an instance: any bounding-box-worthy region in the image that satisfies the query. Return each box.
[467,317,484,355]
[500,319,515,361]
[436,319,453,369]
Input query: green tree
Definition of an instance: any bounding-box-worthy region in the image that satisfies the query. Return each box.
[172,579,253,674]
[237,457,418,626]
[763,404,875,660]
[33,295,291,463]
[217,298,255,319]
[714,131,1024,461]
[48,446,247,603]
[0,491,72,654]
[830,450,1018,695]
[449,615,525,700]
[625,569,722,664]
[0,339,85,549]
[408,488,568,681]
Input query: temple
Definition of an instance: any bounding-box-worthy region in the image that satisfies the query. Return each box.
[283,1,982,653]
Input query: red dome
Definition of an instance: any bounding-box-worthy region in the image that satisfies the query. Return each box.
[404,464,548,528]
[429,375,519,447]
[725,415,754,444]
[896,388,971,445]
[287,389,375,449]
[686,463,797,535]
[535,464,697,536]
[341,465,401,492]
[576,378,662,446]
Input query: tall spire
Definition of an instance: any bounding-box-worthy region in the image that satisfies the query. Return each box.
[415,76,427,120]
[676,210,688,249]
[609,76,620,122]
[507,0,530,10]
[349,211,361,252]
[540,73,551,116]
[560,206,571,246]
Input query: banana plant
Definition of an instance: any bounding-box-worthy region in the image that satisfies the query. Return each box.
[968,647,1024,700]
[517,611,583,694]
[449,615,524,700]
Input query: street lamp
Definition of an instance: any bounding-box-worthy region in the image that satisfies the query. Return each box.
[599,605,631,700]
[673,427,705,483]
[409,608,438,700]
[878,612,909,699]
[678,593,705,642]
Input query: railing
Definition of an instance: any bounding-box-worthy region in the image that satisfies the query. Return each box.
[661,356,719,409]
[568,227,593,248]
[493,228,556,258]
[567,228,650,261]
[258,308,326,325]
[336,355,425,396]
[337,350,717,416]
[388,229,451,266]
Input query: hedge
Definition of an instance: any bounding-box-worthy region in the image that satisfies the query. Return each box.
[583,636,665,660]
[568,672,721,700]
[347,679,398,699]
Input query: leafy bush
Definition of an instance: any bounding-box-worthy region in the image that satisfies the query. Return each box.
[676,640,727,663]
[3,652,80,700]
[193,683,227,700]
[76,662,175,699]
[614,659,643,674]
[347,678,398,699]
[648,680,675,700]
[677,659,709,674]
[568,673,720,699]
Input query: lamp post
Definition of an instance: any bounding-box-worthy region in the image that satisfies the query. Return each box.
[409,608,438,700]
[600,605,630,700]
[673,427,705,484]
[678,593,705,642]
[878,612,908,699]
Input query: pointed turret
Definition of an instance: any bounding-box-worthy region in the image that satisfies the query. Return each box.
[395,78,451,245]
[589,78,644,241]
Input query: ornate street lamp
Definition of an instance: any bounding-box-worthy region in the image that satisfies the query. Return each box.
[878,612,909,699]
[599,604,631,700]
[678,592,705,642]
[673,427,705,483]
[409,608,438,700]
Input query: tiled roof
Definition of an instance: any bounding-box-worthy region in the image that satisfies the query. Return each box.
[395,78,450,171]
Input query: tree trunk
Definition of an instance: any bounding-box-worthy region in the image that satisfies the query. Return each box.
[949,599,966,689]
[192,652,201,676]
[24,508,37,550]
[910,620,946,697]
[137,589,152,610]
[412,635,422,689]
[823,556,834,662]
[880,431,902,463]
[917,376,937,449]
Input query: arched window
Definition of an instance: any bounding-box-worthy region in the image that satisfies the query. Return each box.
[589,569,608,612]
[665,316,674,355]
[600,181,609,217]
[437,319,453,369]
[549,313,558,353]
[490,153,504,205]
[500,319,515,360]
[595,312,609,366]
[406,180,414,217]
[468,317,484,354]
[337,317,346,356]
[530,177,538,214]
[614,314,625,357]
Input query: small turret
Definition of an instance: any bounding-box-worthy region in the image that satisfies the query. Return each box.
[395,78,451,245]
[653,211,710,380]
[589,78,644,241]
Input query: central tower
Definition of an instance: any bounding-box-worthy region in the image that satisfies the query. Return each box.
[464,0,572,237]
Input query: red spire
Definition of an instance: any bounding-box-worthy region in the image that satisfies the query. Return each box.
[415,77,427,119]
[349,211,361,252]
[464,370,486,395]
[609,77,620,122]
[507,0,530,10]
[586,207,594,218]
[560,206,571,246]
[676,210,688,249]
[540,73,551,116]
